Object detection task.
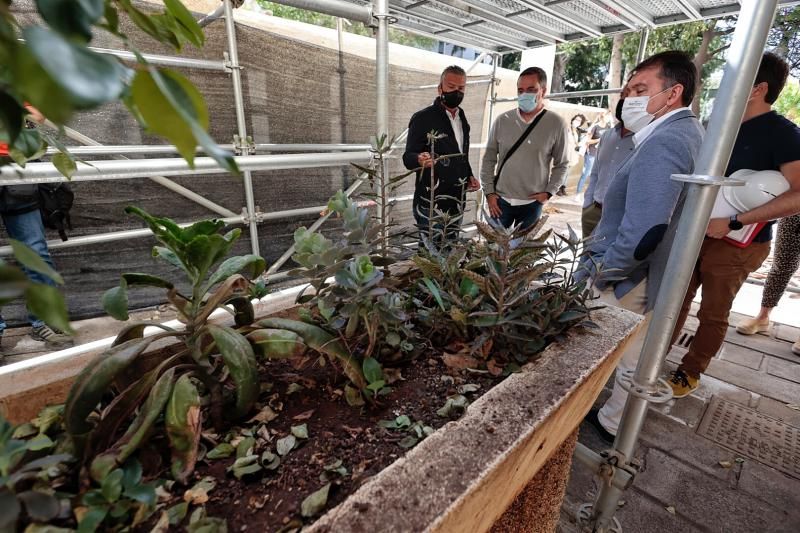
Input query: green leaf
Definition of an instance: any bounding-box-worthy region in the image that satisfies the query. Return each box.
[398,436,418,449]
[236,437,255,459]
[422,278,446,311]
[227,455,261,480]
[261,450,280,470]
[557,310,586,322]
[164,0,205,47]
[25,433,54,451]
[37,0,104,41]
[206,443,234,460]
[344,384,364,407]
[290,424,308,439]
[130,69,201,165]
[102,284,129,321]
[9,239,64,284]
[256,318,366,391]
[0,90,24,146]
[10,128,46,162]
[0,490,21,531]
[165,374,201,483]
[51,151,77,179]
[77,506,108,533]
[101,469,124,503]
[121,458,143,490]
[166,501,189,525]
[362,357,382,385]
[437,394,469,418]
[22,26,125,108]
[246,329,306,360]
[207,325,259,418]
[300,483,330,518]
[24,284,73,334]
[206,255,266,290]
[111,321,176,348]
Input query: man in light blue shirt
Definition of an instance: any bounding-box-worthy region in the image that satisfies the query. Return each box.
[581,93,635,238]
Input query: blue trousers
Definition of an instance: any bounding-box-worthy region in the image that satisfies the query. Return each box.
[1,209,57,332]
[494,197,543,231]
[577,153,596,193]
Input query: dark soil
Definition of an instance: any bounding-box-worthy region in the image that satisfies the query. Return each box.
[163,351,503,532]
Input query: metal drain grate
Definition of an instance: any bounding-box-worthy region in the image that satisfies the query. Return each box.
[697,397,800,479]
[676,330,695,348]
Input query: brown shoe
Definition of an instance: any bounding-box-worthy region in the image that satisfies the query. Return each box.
[736,317,769,335]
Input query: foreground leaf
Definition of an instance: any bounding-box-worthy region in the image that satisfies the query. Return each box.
[166,374,202,483]
[300,483,330,518]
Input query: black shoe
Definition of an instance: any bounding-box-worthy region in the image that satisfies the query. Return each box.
[584,408,616,445]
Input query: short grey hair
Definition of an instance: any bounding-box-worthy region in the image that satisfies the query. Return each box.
[440,65,467,84]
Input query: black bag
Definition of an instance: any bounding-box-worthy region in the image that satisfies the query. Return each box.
[38,183,74,241]
[493,109,548,190]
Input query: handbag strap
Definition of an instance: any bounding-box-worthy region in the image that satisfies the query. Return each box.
[493,109,547,189]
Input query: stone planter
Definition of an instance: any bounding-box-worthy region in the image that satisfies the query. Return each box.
[0,290,640,532]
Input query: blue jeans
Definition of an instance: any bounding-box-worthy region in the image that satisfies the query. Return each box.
[494,197,543,231]
[577,153,596,193]
[0,209,57,333]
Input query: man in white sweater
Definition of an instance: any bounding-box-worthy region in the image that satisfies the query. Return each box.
[480,67,571,230]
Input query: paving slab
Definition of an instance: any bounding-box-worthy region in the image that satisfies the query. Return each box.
[774,322,800,343]
[724,326,799,363]
[766,356,800,383]
[718,342,764,370]
[753,396,800,427]
[704,357,800,405]
[737,459,800,515]
[636,448,799,533]
[651,394,707,429]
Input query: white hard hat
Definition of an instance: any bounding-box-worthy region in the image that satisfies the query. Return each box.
[721,169,790,213]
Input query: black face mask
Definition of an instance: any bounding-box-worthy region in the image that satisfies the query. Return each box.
[615,98,625,125]
[441,90,464,108]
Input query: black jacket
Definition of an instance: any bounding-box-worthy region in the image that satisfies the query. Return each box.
[403,98,473,215]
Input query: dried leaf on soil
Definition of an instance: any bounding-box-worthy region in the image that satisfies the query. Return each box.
[184,477,217,505]
[206,443,235,460]
[437,394,469,418]
[277,435,297,456]
[292,409,315,421]
[718,460,733,469]
[291,424,309,439]
[665,506,676,515]
[286,383,304,395]
[248,405,278,424]
[300,483,331,518]
[457,383,481,394]
[442,353,480,370]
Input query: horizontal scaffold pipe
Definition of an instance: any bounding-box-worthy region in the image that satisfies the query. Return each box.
[45,143,373,157]
[88,46,229,71]
[0,151,374,185]
[270,0,373,24]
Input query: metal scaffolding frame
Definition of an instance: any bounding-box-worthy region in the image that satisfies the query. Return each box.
[3,0,796,529]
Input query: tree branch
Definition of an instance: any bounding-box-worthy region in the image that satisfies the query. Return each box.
[709,44,731,58]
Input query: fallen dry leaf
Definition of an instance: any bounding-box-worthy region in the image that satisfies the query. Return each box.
[719,460,733,469]
[787,404,800,411]
[442,353,480,370]
[248,405,278,424]
[383,368,405,384]
[183,487,209,505]
[293,409,315,421]
[665,506,676,515]
[486,359,503,377]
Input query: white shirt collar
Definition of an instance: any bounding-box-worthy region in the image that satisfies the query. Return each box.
[446,108,464,152]
[633,107,690,146]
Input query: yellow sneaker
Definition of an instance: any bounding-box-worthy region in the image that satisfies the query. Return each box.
[668,369,699,399]
[736,317,769,335]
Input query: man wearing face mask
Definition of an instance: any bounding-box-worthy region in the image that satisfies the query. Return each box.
[580,87,635,238]
[480,67,570,230]
[578,51,704,444]
[403,65,480,242]
[666,52,800,399]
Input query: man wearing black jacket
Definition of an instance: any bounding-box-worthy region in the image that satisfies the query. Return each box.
[403,65,479,243]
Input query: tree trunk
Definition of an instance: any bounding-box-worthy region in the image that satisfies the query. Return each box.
[692,21,717,115]
[551,52,566,94]
[608,34,624,112]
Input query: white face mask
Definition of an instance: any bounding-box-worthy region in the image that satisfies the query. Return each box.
[620,86,672,133]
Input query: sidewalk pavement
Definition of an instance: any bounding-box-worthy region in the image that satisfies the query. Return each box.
[544,200,800,533]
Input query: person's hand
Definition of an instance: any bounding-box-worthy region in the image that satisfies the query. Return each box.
[706,217,731,239]
[467,176,480,192]
[529,192,550,204]
[24,104,45,124]
[417,152,433,168]
[486,193,502,218]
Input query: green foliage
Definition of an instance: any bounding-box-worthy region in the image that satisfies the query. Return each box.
[413,217,596,371]
[0,0,236,175]
[0,415,73,532]
[64,207,269,483]
[254,1,435,50]
[77,458,158,532]
[774,79,800,125]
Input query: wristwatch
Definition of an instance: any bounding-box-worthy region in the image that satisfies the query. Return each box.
[728,214,744,231]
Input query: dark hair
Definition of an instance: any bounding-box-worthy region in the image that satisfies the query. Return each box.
[571,114,587,127]
[754,52,789,104]
[519,66,547,88]
[440,65,466,84]
[632,51,697,107]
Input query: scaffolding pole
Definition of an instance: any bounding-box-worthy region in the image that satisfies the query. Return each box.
[270,0,372,24]
[224,0,261,256]
[45,143,371,157]
[584,1,779,530]
[88,46,228,72]
[636,27,650,64]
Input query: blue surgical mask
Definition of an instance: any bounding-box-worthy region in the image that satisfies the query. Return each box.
[518,92,537,113]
